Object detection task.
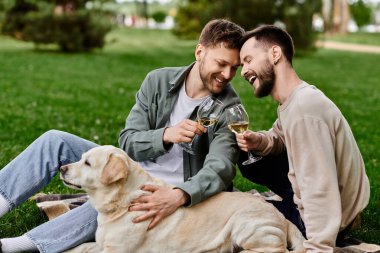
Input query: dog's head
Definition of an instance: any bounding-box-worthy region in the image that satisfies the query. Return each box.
[60,145,129,191]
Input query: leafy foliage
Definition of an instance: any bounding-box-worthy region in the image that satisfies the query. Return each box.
[172,0,211,40]
[278,0,322,52]
[350,0,372,28]
[151,10,166,23]
[1,0,113,52]
[210,0,277,30]
[173,0,321,52]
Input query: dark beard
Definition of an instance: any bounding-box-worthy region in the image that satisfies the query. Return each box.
[255,60,275,98]
[199,58,209,91]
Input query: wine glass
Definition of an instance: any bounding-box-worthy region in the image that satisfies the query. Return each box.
[179,97,223,154]
[226,104,262,165]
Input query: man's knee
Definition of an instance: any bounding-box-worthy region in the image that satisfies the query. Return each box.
[39,130,75,145]
[40,129,66,140]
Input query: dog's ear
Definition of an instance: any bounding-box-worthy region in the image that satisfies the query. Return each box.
[100,154,128,185]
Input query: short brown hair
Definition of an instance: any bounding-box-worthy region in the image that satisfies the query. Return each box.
[199,19,244,50]
[241,25,294,65]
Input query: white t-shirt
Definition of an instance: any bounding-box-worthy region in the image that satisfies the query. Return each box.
[139,82,209,186]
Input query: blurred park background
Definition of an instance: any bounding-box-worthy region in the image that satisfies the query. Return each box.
[0,0,379,245]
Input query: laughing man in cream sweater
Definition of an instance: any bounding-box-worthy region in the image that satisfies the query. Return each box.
[236,25,370,253]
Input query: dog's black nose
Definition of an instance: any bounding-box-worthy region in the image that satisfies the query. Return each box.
[60,165,68,175]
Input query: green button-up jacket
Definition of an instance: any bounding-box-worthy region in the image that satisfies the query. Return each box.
[119,63,240,206]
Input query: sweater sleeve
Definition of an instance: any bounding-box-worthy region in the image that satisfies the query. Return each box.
[289,116,341,252]
[256,119,286,156]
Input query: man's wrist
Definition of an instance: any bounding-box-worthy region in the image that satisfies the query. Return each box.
[181,191,190,206]
[162,127,173,150]
[173,188,190,206]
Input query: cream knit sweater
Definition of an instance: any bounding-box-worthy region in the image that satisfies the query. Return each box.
[259,82,370,252]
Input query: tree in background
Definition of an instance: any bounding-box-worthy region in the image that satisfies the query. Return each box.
[172,0,211,39]
[209,0,277,30]
[350,0,372,29]
[278,0,322,52]
[2,0,113,52]
[0,0,16,22]
[173,0,277,39]
[151,10,166,24]
[322,0,350,34]
[173,0,321,53]
[1,0,39,40]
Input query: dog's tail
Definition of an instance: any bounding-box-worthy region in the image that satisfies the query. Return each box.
[287,220,306,253]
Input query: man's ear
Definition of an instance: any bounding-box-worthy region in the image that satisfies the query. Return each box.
[271,45,282,65]
[100,154,128,185]
[195,44,204,61]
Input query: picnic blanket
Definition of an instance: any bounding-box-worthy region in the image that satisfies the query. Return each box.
[31,193,88,220]
[31,193,380,253]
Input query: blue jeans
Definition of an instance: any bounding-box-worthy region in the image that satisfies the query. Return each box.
[0,130,99,253]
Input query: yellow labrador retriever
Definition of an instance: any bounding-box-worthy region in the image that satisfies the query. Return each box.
[60,145,305,253]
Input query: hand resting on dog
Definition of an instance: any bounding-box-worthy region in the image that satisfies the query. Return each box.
[129,184,189,229]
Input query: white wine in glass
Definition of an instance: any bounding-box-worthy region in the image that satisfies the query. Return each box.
[228,121,249,134]
[179,97,223,154]
[198,117,218,127]
[226,104,262,165]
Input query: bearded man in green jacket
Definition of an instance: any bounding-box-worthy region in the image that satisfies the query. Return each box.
[122,19,243,229]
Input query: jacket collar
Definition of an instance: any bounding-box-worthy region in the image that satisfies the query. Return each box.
[168,62,196,93]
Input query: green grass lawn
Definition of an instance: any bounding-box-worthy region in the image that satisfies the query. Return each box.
[321,31,380,46]
[0,28,379,244]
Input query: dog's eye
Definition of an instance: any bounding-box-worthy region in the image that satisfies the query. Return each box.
[85,160,91,166]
